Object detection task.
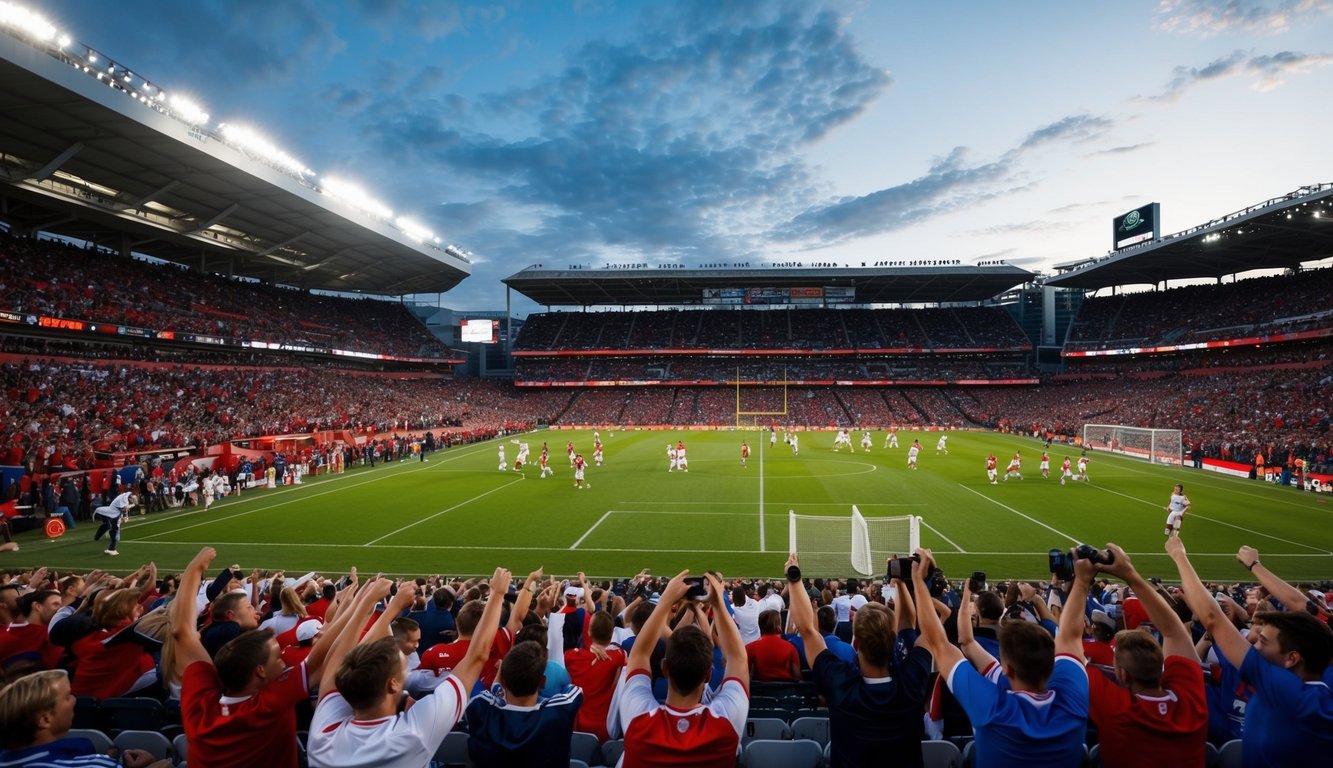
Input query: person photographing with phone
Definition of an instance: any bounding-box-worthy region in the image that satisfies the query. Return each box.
[616,570,749,767]
[786,553,932,768]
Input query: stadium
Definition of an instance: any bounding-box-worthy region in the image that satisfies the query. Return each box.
[1,4,1331,768]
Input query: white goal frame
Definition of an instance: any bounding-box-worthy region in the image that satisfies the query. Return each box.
[788,506,921,577]
[1082,424,1182,466]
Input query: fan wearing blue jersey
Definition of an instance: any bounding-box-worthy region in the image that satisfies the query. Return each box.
[914,548,1091,768]
[466,640,584,767]
[1166,538,1333,767]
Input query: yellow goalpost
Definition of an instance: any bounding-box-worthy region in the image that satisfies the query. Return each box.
[734,365,789,429]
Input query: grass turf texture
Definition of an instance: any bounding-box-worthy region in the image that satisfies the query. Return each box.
[12,430,1332,582]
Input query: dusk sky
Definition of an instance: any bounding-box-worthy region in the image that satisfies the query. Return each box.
[28,0,1333,313]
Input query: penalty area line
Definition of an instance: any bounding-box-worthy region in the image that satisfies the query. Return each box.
[570,511,615,550]
[958,484,1083,546]
[920,519,966,553]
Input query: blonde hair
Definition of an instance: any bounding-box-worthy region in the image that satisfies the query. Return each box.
[0,669,67,748]
[278,587,307,618]
[92,589,140,629]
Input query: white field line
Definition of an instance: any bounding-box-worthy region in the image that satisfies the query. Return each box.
[920,519,967,553]
[136,439,498,540]
[119,541,1333,558]
[958,484,1083,545]
[614,501,927,507]
[570,511,615,550]
[364,478,525,546]
[758,434,766,553]
[1087,484,1332,554]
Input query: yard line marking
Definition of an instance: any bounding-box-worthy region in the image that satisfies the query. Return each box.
[364,478,525,546]
[1087,485,1332,554]
[958,484,1083,545]
[614,501,926,507]
[571,511,615,550]
[134,439,500,538]
[920,519,966,553]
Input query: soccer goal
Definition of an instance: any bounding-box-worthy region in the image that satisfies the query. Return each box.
[788,506,921,577]
[1082,424,1182,466]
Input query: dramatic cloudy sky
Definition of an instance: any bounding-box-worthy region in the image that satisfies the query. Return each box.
[31,0,1333,312]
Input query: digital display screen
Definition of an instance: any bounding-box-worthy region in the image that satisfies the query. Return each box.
[1113,203,1160,250]
[461,318,498,343]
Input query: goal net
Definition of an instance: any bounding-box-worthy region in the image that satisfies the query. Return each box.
[1082,424,1182,466]
[788,506,921,577]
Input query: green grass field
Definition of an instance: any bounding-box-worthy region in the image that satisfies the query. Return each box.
[12,429,1333,583]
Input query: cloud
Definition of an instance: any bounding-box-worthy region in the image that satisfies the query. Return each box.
[1246,50,1333,89]
[1083,142,1157,157]
[1154,0,1332,36]
[769,114,1112,245]
[345,2,891,268]
[1146,48,1333,100]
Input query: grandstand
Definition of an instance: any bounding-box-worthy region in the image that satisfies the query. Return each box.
[2,9,1331,768]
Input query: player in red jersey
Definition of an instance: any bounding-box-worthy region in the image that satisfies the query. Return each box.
[573,454,587,489]
[986,453,998,485]
[741,441,750,468]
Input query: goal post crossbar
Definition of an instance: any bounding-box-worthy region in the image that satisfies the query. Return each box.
[1082,424,1183,466]
[788,507,921,577]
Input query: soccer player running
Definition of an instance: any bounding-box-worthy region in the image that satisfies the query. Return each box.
[907,440,920,470]
[1060,456,1073,485]
[1076,455,1090,482]
[1163,484,1191,537]
[884,429,899,449]
[986,453,998,485]
[1040,451,1050,479]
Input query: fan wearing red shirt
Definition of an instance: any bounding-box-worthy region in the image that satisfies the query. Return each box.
[0,589,64,671]
[1085,544,1207,768]
[563,611,626,741]
[417,568,540,690]
[169,546,349,768]
[746,609,801,681]
[617,571,750,768]
[70,589,156,700]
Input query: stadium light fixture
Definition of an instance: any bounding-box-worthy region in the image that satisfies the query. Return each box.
[220,123,313,178]
[169,94,209,126]
[321,177,393,220]
[394,216,434,243]
[0,2,58,43]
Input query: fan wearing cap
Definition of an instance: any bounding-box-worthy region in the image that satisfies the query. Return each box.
[169,546,359,768]
[1083,609,1116,667]
[90,491,136,556]
[277,618,324,667]
[1083,544,1207,768]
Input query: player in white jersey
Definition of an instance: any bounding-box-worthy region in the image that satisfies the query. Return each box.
[770,429,777,447]
[1164,483,1191,536]
[906,440,920,469]
[667,444,677,472]
[594,443,604,466]
[884,429,899,448]
[1076,455,1090,482]
[861,430,872,452]
[573,454,587,489]
[936,435,949,455]
[497,444,507,472]
[790,433,799,456]
[514,442,530,473]
[833,429,852,451]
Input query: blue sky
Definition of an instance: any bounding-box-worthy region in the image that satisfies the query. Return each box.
[30,0,1333,313]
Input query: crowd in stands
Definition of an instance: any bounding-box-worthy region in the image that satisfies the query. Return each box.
[0,234,452,360]
[1,359,557,474]
[1065,268,1333,350]
[2,539,1329,766]
[516,307,1030,352]
[515,355,1034,384]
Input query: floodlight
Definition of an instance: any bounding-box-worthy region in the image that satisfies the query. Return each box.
[57,34,69,47]
[321,177,393,220]
[394,217,433,242]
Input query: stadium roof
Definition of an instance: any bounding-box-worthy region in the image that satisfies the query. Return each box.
[1044,183,1333,291]
[0,32,469,296]
[502,263,1035,307]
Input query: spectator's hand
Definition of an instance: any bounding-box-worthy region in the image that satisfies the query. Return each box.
[26,567,48,590]
[362,577,393,605]
[785,553,799,572]
[1165,535,1187,558]
[118,748,163,768]
[589,644,612,662]
[389,581,416,611]
[1096,543,1134,580]
[1236,546,1259,569]
[527,567,544,583]
[1073,557,1097,584]
[913,548,935,575]
[1018,582,1037,601]
[488,567,512,596]
[660,570,691,606]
